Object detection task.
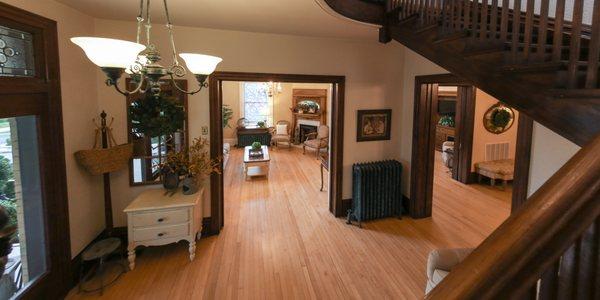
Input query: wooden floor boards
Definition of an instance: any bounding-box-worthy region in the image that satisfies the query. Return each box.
[67,147,509,299]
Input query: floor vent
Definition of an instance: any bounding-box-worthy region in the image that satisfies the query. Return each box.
[348,160,403,227]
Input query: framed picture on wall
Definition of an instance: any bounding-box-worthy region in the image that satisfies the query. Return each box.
[356,109,392,142]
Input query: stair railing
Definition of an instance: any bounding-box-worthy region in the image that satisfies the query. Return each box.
[423,133,600,299]
[387,0,600,89]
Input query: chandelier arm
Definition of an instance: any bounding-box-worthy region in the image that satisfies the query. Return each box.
[110,74,145,96]
[163,0,180,66]
[168,74,205,95]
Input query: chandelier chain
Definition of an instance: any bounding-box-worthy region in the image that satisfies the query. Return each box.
[136,0,144,44]
[145,0,152,46]
[163,0,180,66]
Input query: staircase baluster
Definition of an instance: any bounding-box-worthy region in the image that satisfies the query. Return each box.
[536,0,549,62]
[567,0,584,88]
[499,0,509,41]
[471,0,479,40]
[539,260,560,299]
[455,0,462,30]
[511,0,521,63]
[463,0,471,32]
[449,0,455,31]
[523,0,535,61]
[480,0,489,40]
[585,0,600,88]
[489,0,498,39]
[552,0,565,62]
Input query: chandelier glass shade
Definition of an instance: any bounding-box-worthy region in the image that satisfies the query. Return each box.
[71,0,222,97]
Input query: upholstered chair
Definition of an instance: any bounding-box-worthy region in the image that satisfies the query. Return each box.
[303,125,329,158]
[425,248,473,294]
[271,120,292,149]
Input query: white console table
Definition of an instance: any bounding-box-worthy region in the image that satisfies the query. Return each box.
[124,187,204,270]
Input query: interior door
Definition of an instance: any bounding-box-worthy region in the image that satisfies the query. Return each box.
[0,3,71,299]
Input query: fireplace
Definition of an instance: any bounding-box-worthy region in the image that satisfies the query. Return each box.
[299,124,317,143]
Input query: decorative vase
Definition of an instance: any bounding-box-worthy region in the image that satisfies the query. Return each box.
[182,177,199,195]
[161,167,180,190]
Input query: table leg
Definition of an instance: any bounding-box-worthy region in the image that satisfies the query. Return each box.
[127,244,136,271]
[189,240,196,261]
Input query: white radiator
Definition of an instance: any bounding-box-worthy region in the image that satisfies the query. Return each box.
[485,142,510,161]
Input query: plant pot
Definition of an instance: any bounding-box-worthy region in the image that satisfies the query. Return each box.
[161,167,180,190]
[182,177,199,195]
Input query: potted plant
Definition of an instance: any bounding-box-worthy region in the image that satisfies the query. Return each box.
[222,105,233,129]
[438,115,455,127]
[162,137,221,195]
[257,120,266,128]
[128,93,184,156]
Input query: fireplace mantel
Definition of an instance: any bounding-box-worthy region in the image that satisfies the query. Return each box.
[291,89,327,143]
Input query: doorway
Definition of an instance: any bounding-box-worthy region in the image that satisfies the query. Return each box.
[208,72,345,234]
[410,74,533,218]
[0,2,71,299]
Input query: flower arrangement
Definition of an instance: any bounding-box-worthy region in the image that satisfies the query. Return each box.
[162,137,221,186]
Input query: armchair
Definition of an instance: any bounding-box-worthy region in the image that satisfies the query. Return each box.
[303,125,329,158]
[425,248,473,294]
[271,120,292,149]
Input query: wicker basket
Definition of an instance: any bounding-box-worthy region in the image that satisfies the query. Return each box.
[74,143,134,175]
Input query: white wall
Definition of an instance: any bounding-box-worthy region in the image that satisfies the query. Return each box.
[91,19,406,227]
[528,122,581,196]
[399,49,447,197]
[0,0,103,258]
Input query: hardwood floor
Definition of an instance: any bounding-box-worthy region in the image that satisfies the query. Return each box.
[67,147,509,299]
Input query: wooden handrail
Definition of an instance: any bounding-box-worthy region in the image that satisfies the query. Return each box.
[425,133,600,299]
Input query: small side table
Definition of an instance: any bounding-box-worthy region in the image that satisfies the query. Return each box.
[124,188,204,270]
[319,152,329,191]
[78,237,126,295]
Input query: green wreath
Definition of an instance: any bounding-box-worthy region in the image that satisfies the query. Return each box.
[491,109,511,128]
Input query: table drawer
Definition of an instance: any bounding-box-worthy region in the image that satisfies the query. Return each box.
[132,223,189,242]
[131,209,189,228]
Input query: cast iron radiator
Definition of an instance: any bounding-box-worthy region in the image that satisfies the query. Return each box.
[237,133,271,147]
[348,160,403,227]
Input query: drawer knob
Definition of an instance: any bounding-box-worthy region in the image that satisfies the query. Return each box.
[158,232,167,237]
[157,218,165,222]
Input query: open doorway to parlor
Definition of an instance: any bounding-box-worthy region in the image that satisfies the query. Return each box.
[207,72,345,235]
[410,74,534,221]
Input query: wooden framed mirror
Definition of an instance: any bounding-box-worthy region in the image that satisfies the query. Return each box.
[126,79,189,186]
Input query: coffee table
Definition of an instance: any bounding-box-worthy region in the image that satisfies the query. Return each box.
[243,145,270,180]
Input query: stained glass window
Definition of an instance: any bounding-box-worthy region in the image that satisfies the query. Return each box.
[242,82,272,126]
[0,25,35,77]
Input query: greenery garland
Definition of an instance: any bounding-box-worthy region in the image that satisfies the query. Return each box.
[129,93,185,138]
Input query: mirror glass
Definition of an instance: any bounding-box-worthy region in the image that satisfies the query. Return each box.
[126,79,188,186]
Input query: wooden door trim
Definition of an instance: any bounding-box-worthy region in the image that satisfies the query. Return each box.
[208,71,345,234]
[410,74,533,218]
[453,86,476,183]
[0,2,70,299]
[511,114,534,212]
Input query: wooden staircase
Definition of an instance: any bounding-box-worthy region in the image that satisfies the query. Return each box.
[325,0,600,298]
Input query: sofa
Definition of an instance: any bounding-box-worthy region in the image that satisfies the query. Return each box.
[425,248,473,294]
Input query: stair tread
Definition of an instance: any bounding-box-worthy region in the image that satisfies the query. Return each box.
[547,89,600,99]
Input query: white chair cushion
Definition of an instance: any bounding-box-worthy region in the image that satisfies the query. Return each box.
[276,124,288,135]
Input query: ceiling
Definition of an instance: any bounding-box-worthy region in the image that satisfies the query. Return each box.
[55,0,380,40]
